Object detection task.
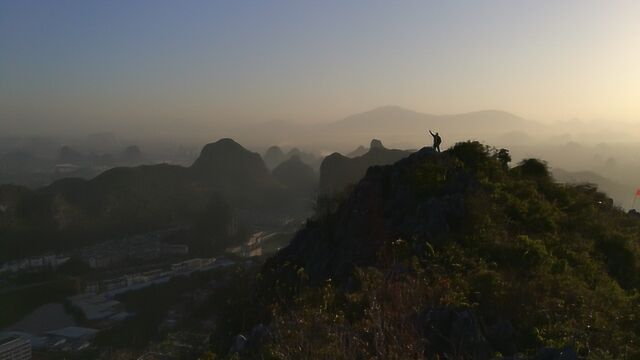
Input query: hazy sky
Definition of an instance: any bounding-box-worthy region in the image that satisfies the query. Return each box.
[1,0,640,134]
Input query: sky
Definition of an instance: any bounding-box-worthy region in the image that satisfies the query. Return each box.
[1,0,640,135]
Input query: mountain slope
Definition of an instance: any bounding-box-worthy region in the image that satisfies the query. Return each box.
[229,106,537,148]
[250,141,640,358]
[346,145,368,158]
[318,139,413,194]
[190,138,282,206]
[263,146,286,169]
[328,106,438,132]
[272,155,317,197]
[0,138,289,259]
[552,168,635,208]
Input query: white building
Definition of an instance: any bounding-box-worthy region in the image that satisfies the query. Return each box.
[171,258,203,272]
[0,334,31,360]
[0,255,70,274]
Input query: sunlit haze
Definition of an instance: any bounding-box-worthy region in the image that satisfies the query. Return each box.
[2,0,640,136]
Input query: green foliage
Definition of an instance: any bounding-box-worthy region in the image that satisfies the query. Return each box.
[412,159,453,197]
[447,141,512,184]
[515,158,551,179]
[595,233,639,289]
[263,265,467,360]
[215,141,640,359]
[448,141,492,171]
[496,148,512,169]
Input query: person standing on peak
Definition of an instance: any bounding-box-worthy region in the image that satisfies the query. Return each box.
[429,130,442,152]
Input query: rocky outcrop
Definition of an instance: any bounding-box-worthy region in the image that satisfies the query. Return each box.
[191,138,278,190]
[273,146,466,281]
[318,139,412,194]
[369,139,384,150]
[272,155,317,197]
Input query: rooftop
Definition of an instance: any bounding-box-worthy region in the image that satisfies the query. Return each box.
[0,332,30,347]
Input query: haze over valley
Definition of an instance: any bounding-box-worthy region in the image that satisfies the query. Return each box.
[3,105,640,209]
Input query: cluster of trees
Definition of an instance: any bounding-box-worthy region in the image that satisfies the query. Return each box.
[207,141,640,359]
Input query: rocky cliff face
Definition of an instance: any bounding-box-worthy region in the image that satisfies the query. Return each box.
[274,146,464,281]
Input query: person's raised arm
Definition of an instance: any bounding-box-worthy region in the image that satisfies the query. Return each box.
[429,130,434,136]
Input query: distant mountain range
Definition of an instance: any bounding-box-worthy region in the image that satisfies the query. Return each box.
[326,106,532,134]
[552,168,636,208]
[0,139,301,259]
[262,146,321,170]
[235,106,539,149]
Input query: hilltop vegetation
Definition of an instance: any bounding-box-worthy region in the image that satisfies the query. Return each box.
[214,141,640,359]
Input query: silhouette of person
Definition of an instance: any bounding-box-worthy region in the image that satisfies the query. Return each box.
[429,130,442,152]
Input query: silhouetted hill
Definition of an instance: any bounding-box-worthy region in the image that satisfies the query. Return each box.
[330,105,435,131]
[287,147,301,158]
[252,141,640,358]
[232,106,537,147]
[263,145,321,170]
[318,139,412,194]
[275,145,453,281]
[553,168,635,208]
[272,155,317,197]
[0,138,290,259]
[286,147,322,169]
[369,138,384,149]
[263,146,286,169]
[346,145,368,158]
[326,106,534,139]
[191,138,279,191]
